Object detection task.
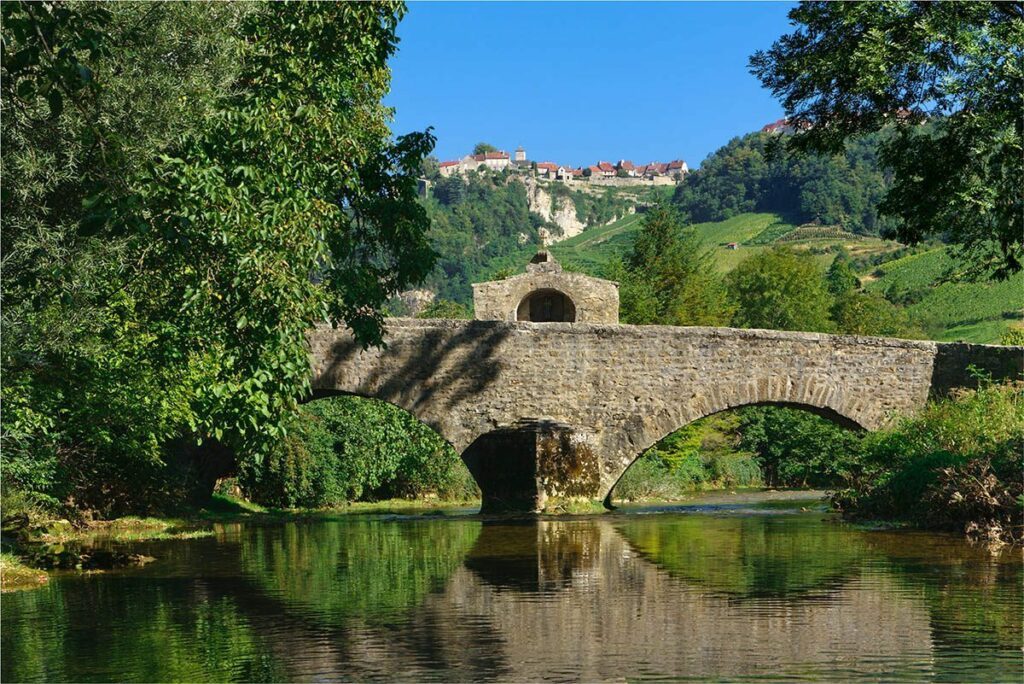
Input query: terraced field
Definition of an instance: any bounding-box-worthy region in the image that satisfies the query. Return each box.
[865,248,1023,343]
[480,210,1019,344]
[553,212,894,274]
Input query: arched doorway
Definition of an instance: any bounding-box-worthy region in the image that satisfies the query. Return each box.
[516,289,576,322]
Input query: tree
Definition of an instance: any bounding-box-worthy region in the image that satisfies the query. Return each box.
[739,407,862,487]
[420,155,440,180]
[432,175,466,206]
[672,130,894,235]
[750,2,1023,279]
[825,250,860,296]
[617,204,733,326]
[727,248,833,332]
[831,291,921,338]
[473,142,498,155]
[1,2,436,513]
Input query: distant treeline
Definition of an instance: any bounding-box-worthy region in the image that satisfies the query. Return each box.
[673,130,895,236]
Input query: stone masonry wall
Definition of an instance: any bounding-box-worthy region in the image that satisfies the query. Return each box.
[473,269,619,324]
[308,319,1023,503]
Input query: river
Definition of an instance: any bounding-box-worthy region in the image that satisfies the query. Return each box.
[2,492,1021,682]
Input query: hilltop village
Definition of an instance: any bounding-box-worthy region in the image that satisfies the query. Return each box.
[438,146,688,187]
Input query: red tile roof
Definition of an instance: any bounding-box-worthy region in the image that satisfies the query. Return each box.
[597,161,615,172]
[762,118,789,133]
[667,160,686,170]
[617,160,635,170]
[536,162,558,171]
[439,161,459,167]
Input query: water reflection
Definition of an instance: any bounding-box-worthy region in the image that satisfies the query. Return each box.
[2,510,1020,682]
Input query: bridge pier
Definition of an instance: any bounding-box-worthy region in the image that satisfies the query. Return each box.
[461,422,602,513]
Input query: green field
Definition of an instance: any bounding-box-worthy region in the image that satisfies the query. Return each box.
[548,211,1019,343]
[864,247,1023,343]
[553,212,894,274]
[482,209,1019,344]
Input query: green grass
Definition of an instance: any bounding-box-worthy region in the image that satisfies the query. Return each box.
[554,211,894,275]
[865,247,1023,343]
[517,209,1016,344]
[693,212,790,245]
[0,553,48,592]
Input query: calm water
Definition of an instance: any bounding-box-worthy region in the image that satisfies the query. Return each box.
[3,496,1022,682]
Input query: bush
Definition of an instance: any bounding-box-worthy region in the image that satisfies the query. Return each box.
[832,380,1023,544]
[238,397,478,508]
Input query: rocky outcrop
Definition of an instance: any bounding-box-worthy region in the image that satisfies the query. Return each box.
[522,178,585,243]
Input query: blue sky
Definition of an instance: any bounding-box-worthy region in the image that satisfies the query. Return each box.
[387,2,796,169]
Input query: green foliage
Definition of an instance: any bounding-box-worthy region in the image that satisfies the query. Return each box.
[615,414,763,501]
[673,130,894,235]
[751,2,1023,279]
[1,2,436,514]
[999,325,1024,346]
[739,407,863,488]
[421,172,540,302]
[727,248,833,332]
[472,142,497,155]
[831,290,921,338]
[833,380,1024,543]
[867,247,1024,342]
[615,204,733,326]
[416,299,472,320]
[238,397,477,508]
[825,250,859,295]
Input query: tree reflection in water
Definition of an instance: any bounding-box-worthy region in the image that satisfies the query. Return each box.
[2,512,1020,682]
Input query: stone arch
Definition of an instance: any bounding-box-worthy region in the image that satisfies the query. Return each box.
[516,288,577,323]
[598,378,872,507]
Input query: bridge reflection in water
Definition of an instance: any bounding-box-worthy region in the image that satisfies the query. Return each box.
[5,507,1021,682]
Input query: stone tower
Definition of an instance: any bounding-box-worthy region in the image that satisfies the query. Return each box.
[514,146,526,162]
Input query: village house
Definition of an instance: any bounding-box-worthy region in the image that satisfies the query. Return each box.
[438,160,460,177]
[616,160,637,177]
[439,144,688,185]
[667,159,689,176]
[467,150,511,171]
[762,118,793,134]
[536,161,559,178]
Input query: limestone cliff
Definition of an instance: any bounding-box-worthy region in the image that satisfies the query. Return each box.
[522,178,585,243]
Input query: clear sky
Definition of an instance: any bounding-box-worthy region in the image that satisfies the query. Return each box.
[386,1,796,169]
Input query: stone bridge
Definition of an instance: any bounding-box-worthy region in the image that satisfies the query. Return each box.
[308,319,1022,512]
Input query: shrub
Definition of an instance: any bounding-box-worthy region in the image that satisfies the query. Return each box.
[238,397,478,508]
[832,380,1023,544]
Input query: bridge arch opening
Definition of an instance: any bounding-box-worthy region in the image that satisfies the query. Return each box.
[254,391,483,506]
[516,289,576,323]
[606,402,865,509]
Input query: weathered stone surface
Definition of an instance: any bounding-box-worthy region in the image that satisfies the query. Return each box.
[308,319,1023,508]
[472,252,619,323]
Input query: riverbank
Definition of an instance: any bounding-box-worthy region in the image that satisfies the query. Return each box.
[1,493,485,592]
[1,489,823,593]
[0,552,49,592]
